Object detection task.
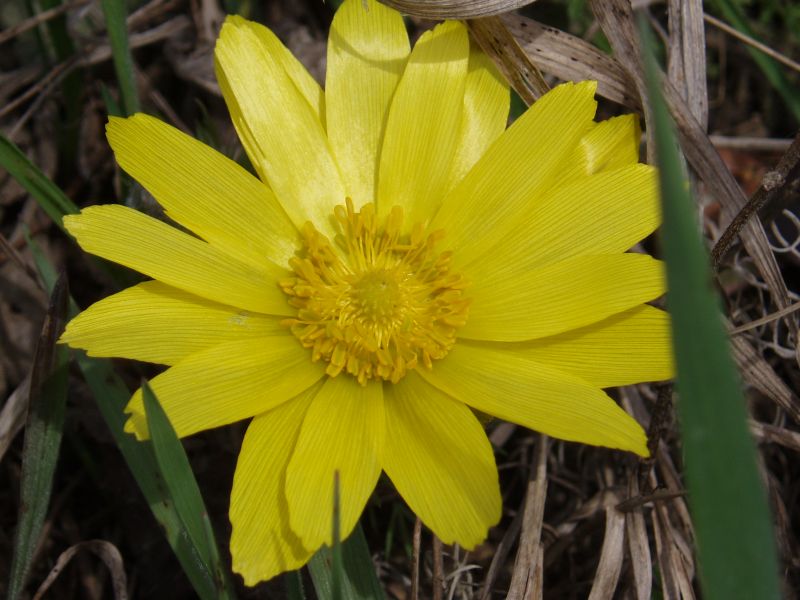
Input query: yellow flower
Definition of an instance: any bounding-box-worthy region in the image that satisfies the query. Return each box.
[61,0,673,585]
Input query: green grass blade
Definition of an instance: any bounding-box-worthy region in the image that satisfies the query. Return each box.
[24,236,234,599]
[308,524,384,600]
[100,0,140,115]
[639,18,781,600]
[286,571,306,600]
[141,381,237,600]
[0,134,80,232]
[75,356,224,600]
[7,274,70,600]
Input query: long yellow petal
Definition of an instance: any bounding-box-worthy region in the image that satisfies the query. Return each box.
[460,164,660,274]
[461,253,666,341]
[232,16,325,122]
[61,281,284,365]
[285,376,384,548]
[420,344,649,456]
[64,205,290,315]
[470,305,674,388]
[106,114,298,268]
[214,17,345,235]
[447,42,510,191]
[124,336,325,439]
[230,387,318,585]
[377,21,469,224]
[560,114,641,181]
[433,81,598,266]
[383,372,501,548]
[326,0,409,206]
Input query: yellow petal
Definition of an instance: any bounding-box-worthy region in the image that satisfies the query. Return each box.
[377,21,469,224]
[383,372,501,548]
[560,114,641,181]
[474,305,674,388]
[461,164,660,275]
[326,0,409,206]
[214,16,345,235]
[420,344,649,456]
[61,281,284,365]
[285,375,384,548]
[461,253,666,341]
[230,387,318,585]
[106,114,298,268]
[432,81,598,266]
[124,336,325,439]
[236,17,325,121]
[447,42,510,190]
[64,205,290,315]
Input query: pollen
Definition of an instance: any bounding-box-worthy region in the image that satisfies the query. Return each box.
[280,199,470,384]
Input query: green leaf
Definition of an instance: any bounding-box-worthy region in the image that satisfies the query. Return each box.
[100,0,140,115]
[286,571,306,600]
[141,381,237,600]
[639,17,781,600]
[7,274,70,600]
[308,525,384,600]
[0,133,80,232]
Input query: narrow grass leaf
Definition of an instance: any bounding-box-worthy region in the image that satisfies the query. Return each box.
[141,380,237,600]
[286,571,306,600]
[7,274,70,600]
[639,18,781,600]
[308,523,384,600]
[100,0,140,115]
[0,134,79,231]
[25,236,234,600]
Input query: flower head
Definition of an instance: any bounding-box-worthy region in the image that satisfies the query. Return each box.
[61,0,673,585]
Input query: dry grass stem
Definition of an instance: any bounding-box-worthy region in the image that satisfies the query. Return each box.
[411,517,422,600]
[467,17,549,104]
[704,13,800,74]
[433,536,444,600]
[378,0,537,18]
[507,435,548,599]
[30,540,128,600]
[502,15,639,108]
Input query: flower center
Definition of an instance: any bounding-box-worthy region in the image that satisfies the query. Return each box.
[280,199,470,385]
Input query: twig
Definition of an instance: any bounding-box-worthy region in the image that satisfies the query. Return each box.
[639,384,673,491]
[0,0,93,46]
[711,129,800,267]
[710,135,793,152]
[432,536,444,600]
[0,233,41,285]
[730,300,800,335]
[617,489,687,512]
[0,58,78,120]
[411,518,421,600]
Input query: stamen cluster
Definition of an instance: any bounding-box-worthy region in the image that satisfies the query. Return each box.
[281,200,470,384]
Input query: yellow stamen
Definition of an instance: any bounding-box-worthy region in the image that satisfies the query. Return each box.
[281,199,470,384]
